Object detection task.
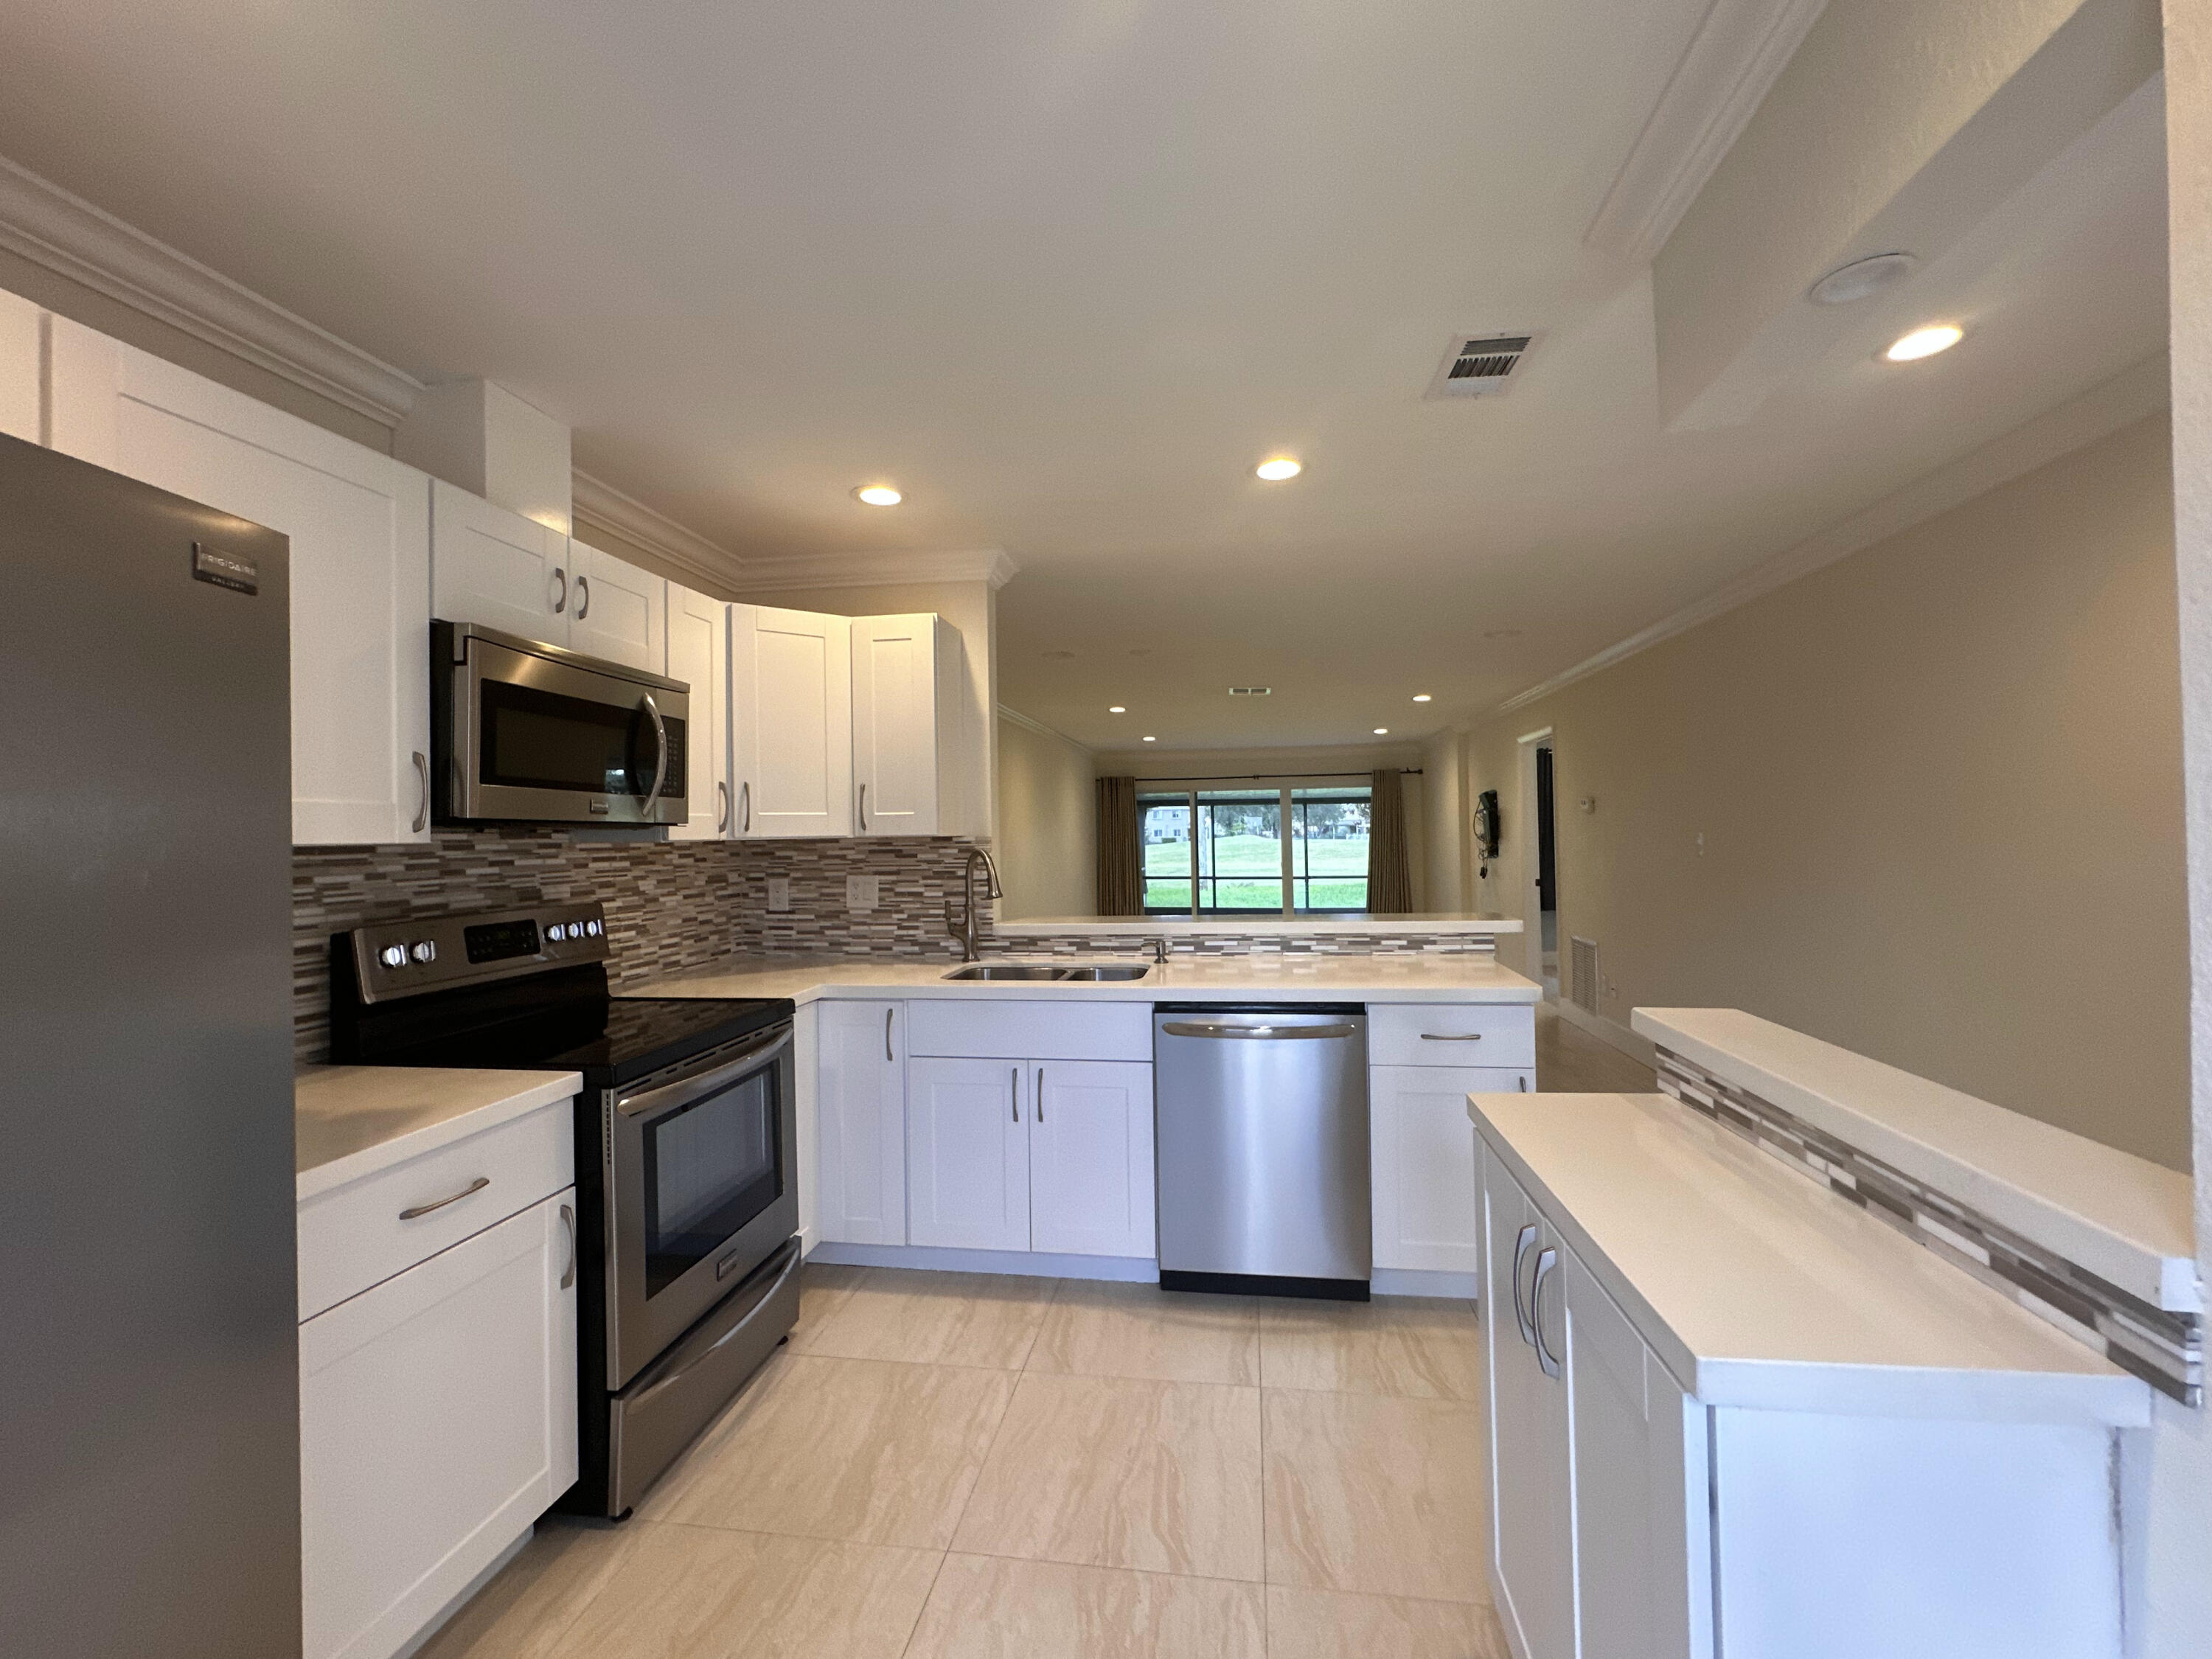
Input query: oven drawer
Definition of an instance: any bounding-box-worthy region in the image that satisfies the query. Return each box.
[298,1097,574,1321]
[1367,1003,1537,1068]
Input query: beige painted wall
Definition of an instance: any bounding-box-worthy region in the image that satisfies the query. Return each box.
[1464,411,2189,1168]
[995,713,1097,918]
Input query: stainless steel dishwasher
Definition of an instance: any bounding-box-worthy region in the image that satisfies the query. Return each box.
[1152,1004,1371,1299]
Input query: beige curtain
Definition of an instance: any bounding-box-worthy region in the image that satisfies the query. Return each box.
[1368,769,1413,914]
[1096,776,1144,915]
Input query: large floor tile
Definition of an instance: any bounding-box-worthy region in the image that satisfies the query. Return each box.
[1267,1585,1511,1659]
[413,1517,644,1659]
[790,1267,1056,1368]
[542,1523,940,1659]
[953,1372,1265,1581]
[796,1261,866,1335]
[641,1352,1014,1548]
[904,1554,1266,1659]
[1028,1280,1260,1385]
[1258,1296,1482,1400]
[1263,1389,1489,1602]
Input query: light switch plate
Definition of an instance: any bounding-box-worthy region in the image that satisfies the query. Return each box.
[766,877,790,912]
[846,874,880,912]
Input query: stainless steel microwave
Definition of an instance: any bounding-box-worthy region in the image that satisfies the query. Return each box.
[433,620,689,826]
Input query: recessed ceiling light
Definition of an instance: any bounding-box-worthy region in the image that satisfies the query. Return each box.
[1809,252,1919,305]
[852,484,902,506]
[1109,706,1127,714]
[1142,735,1156,742]
[1373,727,1389,735]
[1412,694,1432,703]
[1255,456,1302,482]
[1883,324,1963,363]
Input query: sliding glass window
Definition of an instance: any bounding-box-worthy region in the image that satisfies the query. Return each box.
[1141,783,1372,917]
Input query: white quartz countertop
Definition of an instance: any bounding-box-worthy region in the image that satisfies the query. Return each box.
[1632,1008,2199,1313]
[997,912,1523,936]
[1471,1091,2150,1427]
[625,952,1543,1005]
[295,1065,580,1203]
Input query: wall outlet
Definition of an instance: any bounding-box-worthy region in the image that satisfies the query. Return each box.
[846,874,880,912]
[766,877,790,912]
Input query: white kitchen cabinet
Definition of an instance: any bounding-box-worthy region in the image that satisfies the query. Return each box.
[907,1057,1032,1251]
[429,479,569,644]
[299,1189,577,1659]
[1029,1060,1155,1257]
[665,584,731,841]
[851,612,970,836]
[816,1001,909,1245]
[1371,1063,1531,1273]
[1483,1148,1577,1659]
[46,321,434,845]
[567,535,665,672]
[730,602,853,837]
[0,287,36,442]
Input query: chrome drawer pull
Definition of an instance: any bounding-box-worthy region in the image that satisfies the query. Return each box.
[400,1175,489,1220]
[1420,1032,1482,1041]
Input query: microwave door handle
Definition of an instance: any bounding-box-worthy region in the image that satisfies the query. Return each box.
[639,693,669,815]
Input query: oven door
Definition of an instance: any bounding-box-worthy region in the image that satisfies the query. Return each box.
[605,1021,799,1388]
[443,624,689,826]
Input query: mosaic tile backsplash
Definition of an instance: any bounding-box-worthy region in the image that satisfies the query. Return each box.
[1656,1047,2204,1407]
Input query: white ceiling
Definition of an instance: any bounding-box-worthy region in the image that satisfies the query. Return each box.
[0,1,2170,748]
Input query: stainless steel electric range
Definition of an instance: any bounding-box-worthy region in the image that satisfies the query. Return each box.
[330,900,798,1518]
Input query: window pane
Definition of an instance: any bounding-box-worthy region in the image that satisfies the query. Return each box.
[1196,791,1281,913]
[1291,790,1370,913]
[1140,795,1193,914]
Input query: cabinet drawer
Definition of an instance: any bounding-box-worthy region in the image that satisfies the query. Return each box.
[298,1099,573,1321]
[1368,1002,1535,1067]
[906,998,1153,1061]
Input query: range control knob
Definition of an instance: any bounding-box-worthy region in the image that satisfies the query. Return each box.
[378,944,407,970]
[586,919,603,937]
[547,924,567,942]
[409,941,437,964]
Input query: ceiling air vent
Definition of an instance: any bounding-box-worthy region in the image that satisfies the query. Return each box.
[1228,686,1272,697]
[1425,333,1537,400]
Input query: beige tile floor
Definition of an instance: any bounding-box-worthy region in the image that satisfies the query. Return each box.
[418,1268,1509,1659]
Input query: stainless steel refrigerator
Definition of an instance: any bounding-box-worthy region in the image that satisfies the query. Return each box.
[0,432,302,1656]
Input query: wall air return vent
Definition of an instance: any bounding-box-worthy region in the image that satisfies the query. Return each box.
[1425,333,1538,400]
[1228,686,1272,697]
[1569,936,1600,1015]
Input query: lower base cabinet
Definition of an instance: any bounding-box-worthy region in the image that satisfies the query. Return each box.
[1373,1063,1532,1273]
[300,1192,577,1659]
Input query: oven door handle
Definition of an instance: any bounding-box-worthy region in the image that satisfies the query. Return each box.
[614,1022,795,1119]
[639,692,669,816]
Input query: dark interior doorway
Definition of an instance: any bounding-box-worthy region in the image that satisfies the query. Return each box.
[1535,742,1558,995]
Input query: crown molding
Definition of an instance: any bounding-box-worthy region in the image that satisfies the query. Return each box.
[571,468,748,591]
[0,152,425,425]
[996,703,1091,753]
[1583,0,1829,266]
[737,547,1020,594]
[1492,352,2171,719]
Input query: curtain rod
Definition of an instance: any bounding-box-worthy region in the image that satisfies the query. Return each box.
[1128,769,1423,783]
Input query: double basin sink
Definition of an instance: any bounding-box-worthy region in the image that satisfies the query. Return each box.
[942,961,1153,982]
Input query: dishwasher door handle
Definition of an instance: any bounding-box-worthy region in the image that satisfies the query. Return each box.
[1159,1021,1359,1040]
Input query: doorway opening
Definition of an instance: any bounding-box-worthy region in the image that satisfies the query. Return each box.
[1535,740,1558,998]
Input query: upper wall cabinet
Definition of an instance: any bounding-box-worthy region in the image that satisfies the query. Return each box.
[666,584,731,841]
[46,319,434,846]
[428,481,568,646]
[0,288,36,443]
[852,613,970,837]
[567,536,664,673]
[730,603,854,838]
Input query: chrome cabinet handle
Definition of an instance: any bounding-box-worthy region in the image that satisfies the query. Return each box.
[552,568,567,614]
[1036,1066,1044,1122]
[400,1175,489,1220]
[574,574,591,619]
[1510,1224,1539,1348]
[559,1203,577,1290]
[411,751,430,834]
[1420,1032,1483,1042]
[1532,1248,1562,1379]
[858,782,868,831]
[885,1007,895,1063]
[716,780,730,832]
[1518,1074,1529,1092]
[1159,1021,1357,1040]
[739,780,751,832]
[1011,1065,1019,1123]
[639,693,669,815]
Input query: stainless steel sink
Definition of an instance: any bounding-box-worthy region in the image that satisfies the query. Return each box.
[941,963,1072,981]
[1056,964,1153,981]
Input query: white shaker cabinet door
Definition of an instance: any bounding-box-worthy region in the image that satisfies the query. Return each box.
[816,1001,909,1246]
[906,1057,1030,1252]
[1371,1065,1531,1273]
[568,537,665,672]
[299,1192,577,1659]
[429,479,569,646]
[730,603,853,837]
[1029,1060,1155,1257]
[48,324,434,845]
[1483,1152,1577,1659]
[665,585,731,841]
[0,287,36,442]
[851,612,967,835]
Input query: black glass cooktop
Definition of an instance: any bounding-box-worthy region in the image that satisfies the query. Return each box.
[360,993,790,1088]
